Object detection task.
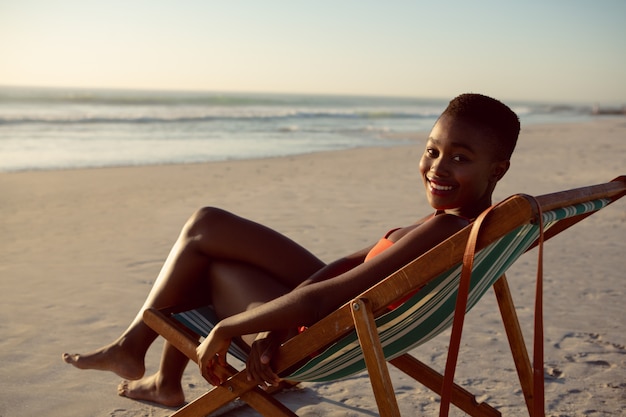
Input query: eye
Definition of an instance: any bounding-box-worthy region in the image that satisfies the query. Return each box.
[452,154,470,163]
[425,148,439,158]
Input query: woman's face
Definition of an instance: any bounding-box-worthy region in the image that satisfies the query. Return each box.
[419,115,509,219]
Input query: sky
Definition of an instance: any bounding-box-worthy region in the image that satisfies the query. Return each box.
[1,0,625,104]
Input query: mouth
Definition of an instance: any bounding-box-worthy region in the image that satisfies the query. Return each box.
[426,177,456,194]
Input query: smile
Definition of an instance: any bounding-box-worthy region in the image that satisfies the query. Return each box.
[427,178,457,195]
[430,182,453,191]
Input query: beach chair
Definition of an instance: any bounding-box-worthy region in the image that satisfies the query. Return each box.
[143,176,625,417]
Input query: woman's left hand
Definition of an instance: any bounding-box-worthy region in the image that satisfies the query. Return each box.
[246,330,283,389]
[196,326,232,386]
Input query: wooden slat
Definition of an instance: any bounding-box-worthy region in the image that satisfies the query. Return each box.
[143,308,198,360]
[351,298,401,417]
[534,176,625,211]
[493,275,534,415]
[172,375,298,417]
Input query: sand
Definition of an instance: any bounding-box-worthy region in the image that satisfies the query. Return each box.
[0,118,624,416]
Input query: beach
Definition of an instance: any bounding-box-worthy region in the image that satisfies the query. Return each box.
[0,118,624,416]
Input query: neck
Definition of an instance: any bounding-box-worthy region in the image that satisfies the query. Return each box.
[443,198,493,221]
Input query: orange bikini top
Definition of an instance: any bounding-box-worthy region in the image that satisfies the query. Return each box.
[363,228,412,310]
[364,230,397,262]
[364,212,471,310]
[366,212,471,263]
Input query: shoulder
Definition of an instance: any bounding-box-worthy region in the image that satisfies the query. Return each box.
[391,213,470,243]
[387,213,469,254]
[429,212,472,229]
[410,213,470,242]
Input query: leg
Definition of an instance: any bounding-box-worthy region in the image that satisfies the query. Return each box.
[118,341,188,407]
[120,260,298,407]
[63,207,325,379]
[208,260,301,346]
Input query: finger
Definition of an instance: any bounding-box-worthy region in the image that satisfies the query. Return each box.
[201,359,221,386]
[246,349,278,386]
[246,357,262,383]
[252,360,280,387]
[260,366,281,386]
[200,363,212,384]
[257,350,279,381]
[246,362,269,387]
[246,347,263,373]
[260,352,272,365]
[217,353,229,367]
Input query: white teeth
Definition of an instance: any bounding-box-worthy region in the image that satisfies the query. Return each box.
[430,182,453,191]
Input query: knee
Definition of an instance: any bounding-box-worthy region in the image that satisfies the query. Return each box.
[183,206,231,238]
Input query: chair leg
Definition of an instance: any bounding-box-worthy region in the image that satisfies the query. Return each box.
[389,354,501,417]
[171,378,298,417]
[493,274,535,415]
[351,298,402,417]
[165,361,298,417]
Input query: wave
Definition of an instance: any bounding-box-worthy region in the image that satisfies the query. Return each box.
[0,86,442,107]
[0,87,287,107]
[0,109,436,126]
[1,87,594,128]
[513,103,591,116]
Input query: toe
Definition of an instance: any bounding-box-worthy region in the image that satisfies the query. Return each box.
[62,353,76,364]
[117,380,129,396]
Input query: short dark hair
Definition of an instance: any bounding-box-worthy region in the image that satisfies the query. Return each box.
[441,93,520,160]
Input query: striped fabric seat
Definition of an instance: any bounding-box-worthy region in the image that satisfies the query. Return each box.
[174,198,610,382]
[174,306,249,363]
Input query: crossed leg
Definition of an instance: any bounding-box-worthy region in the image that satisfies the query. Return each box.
[118,260,305,406]
[117,340,189,407]
[63,207,325,405]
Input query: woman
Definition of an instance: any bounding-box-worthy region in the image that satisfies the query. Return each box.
[63,93,520,407]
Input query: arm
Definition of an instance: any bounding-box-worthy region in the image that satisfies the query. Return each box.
[239,245,373,388]
[293,245,372,289]
[196,245,373,385]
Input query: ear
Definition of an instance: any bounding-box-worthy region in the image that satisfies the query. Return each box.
[490,160,510,183]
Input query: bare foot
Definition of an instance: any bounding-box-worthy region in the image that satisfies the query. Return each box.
[118,373,185,407]
[62,342,145,380]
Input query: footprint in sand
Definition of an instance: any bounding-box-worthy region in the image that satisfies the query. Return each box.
[545,366,564,379]
[109,408,153,417]
[553,331,623,378]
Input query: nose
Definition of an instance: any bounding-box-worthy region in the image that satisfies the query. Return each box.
[430,157,449,176]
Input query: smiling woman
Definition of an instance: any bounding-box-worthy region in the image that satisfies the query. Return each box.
[419,94,518,219]
[59,93,524,409]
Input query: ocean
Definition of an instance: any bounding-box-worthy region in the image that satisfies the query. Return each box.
[0,86,593,172]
